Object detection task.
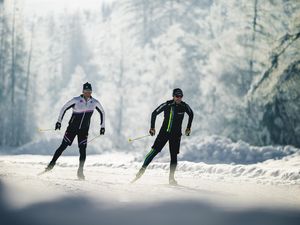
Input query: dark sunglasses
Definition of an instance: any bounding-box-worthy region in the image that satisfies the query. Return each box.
[175,95,182,98]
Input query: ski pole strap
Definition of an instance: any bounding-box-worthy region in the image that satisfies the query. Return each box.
[128,134,151,142]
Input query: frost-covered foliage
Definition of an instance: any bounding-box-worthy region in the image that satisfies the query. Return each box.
[0,0,299,149]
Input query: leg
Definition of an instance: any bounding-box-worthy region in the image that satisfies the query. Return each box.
[169,151,178,184]
[48,142,68,167]
[46,131,76,171]
[77,146,86,180]
[168,135,181,185]
[79,146,86,168]
[141,148,160,168]
[133,133,169,182]
[77,131,88,179]
[142,133,169,168]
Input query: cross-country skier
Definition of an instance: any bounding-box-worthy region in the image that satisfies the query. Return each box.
[132,88,194,185]
[44,82,105,180]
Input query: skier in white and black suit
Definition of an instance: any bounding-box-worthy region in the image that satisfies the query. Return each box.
[45,82,105,180]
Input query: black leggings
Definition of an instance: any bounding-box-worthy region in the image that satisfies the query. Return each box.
[50,129,88,168]
[50,142,68,164]
[79,146,86,168]
[142,132,180,168]
[50,142,86,168]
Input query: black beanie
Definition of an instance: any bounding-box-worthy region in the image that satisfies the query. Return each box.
[172,88,183,97]
[83,82,92,91]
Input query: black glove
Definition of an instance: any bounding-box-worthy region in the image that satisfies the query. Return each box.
[100,128,105,135]
[149,128,155,136]
[55,122,61,130]
[185,128,191,136]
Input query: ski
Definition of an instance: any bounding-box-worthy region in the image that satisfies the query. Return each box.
[37,165,54,176]
[130,167,146,184]
[37,170,50,176]
[130,176,140,184]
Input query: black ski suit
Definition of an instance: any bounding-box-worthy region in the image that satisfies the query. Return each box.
[142,100,193,169]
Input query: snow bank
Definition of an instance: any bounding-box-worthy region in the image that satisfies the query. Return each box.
[1,152,299,185]
[0,136,112,155]
[131,149,299,185]
[180,135,299,164]
[2,135,298,166]
[1,135,299,185]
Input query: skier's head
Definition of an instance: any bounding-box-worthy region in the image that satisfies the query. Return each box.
[172,88,183,104]
[83,82,92,98]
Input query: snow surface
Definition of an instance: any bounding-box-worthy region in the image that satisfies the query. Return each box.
[2,135,300,186]
[1,136,300,225]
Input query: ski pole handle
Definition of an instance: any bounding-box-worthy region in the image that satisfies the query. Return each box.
[128,134,151,142]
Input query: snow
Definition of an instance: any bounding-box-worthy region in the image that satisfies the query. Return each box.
[180,135,299,164]
[1,0,300,224]
[1,136,300,225]
[1,135,300,187]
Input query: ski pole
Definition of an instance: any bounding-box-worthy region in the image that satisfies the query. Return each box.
[128,134,151,142]
[87,134,101,144]
[38,128,56,132]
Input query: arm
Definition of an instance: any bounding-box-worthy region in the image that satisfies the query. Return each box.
[95,100,105,128]
[185,103,194,129]
[57,98,76,123]
[151,102,168,129]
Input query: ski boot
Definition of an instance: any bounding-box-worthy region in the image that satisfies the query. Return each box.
[169,178,178,186]
[38,162,55,175]
[131,167,146,183]
[77,167,85,180]
[169,164,178,186]
[45,162,55,171]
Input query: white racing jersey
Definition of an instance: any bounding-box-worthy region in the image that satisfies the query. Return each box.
[57,95,105,131]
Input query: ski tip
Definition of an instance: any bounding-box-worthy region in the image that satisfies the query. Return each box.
[128,138,132,142]
[37,169,52,176]
[130,178,138,184]
[37,171,47,176]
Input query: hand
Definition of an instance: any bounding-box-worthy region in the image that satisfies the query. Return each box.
[185,128,191,136]
[55,122,61,130]
[149,128,155,136]
[100,127,105,135]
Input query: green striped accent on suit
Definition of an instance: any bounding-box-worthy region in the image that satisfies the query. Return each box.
[145,148,155,159]
[167,106,174,132]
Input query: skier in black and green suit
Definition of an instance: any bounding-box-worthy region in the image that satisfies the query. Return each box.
[133,88,194,185]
